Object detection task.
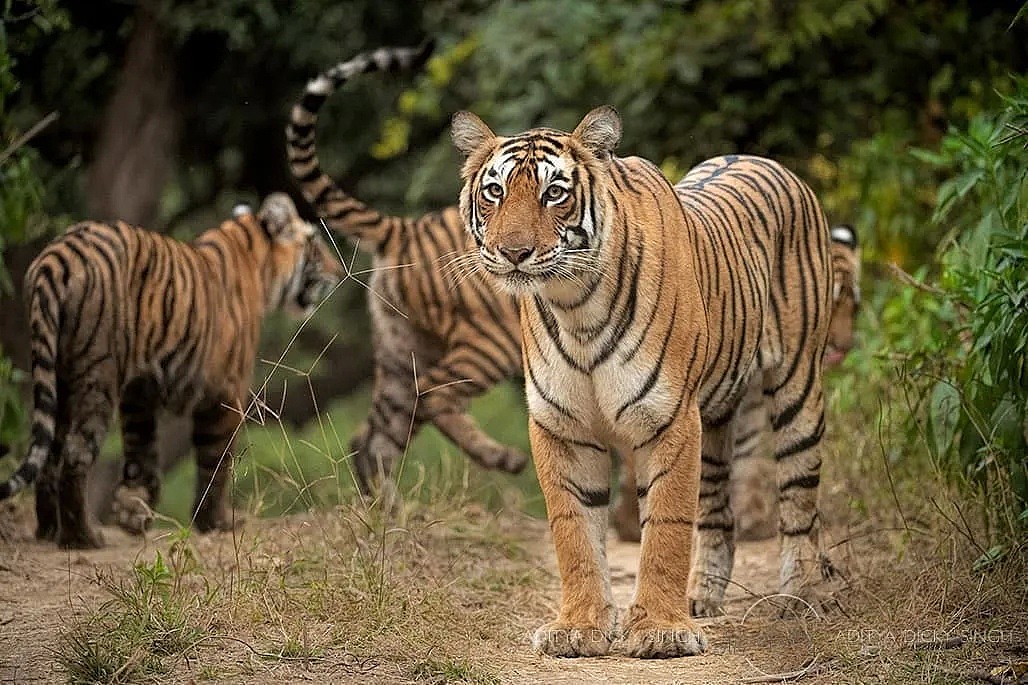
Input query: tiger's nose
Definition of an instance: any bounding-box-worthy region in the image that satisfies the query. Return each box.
[498,244,534,265]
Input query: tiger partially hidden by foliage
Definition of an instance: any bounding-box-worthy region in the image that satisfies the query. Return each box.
[0,194,342,548]
[451,106,835,657]
[611,223,861,543]
[286,45,860,514]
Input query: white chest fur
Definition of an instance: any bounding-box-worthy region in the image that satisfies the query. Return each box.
[525,306,680,450]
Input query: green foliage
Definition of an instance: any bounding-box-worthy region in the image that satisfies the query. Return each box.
[58,533,209,683]
[0,3,66,452]
[896,79,1028,541]
[820,121,942,268]
[0,352,26,450]
[0,5,61,290]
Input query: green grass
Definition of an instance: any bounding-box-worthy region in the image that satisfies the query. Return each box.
[408,658,501,684]
[57,535,209,683]
[154,379,544,526]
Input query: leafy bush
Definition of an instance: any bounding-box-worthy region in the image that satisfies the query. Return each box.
[899,78,1028,542]
[0,4,66,452]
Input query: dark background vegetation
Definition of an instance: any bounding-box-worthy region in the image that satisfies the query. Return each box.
[1,1,1026,558]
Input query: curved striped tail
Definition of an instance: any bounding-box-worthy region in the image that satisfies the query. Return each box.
[286,41,434,254]
[0,272,61,500]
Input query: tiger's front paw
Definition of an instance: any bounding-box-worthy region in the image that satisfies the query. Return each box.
[622,612,708,659]
[112,485,154,535]
[500,446,529,473]
[531,620,614,658]
[480,445,528,474]
[193,508,244,533]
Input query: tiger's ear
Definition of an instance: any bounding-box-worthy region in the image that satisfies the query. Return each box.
[452,111,496,158]
[572,105,621,160]
[258,193,309,242]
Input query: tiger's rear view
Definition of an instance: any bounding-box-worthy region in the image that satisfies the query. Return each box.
[0,194,343,548]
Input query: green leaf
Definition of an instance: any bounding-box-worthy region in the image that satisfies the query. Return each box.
[928,381,961,459]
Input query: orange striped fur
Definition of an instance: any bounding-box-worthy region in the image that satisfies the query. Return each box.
[0,194,342,548]
[286,44,527,496]
[612,225,861,543]
[453,106,834,657]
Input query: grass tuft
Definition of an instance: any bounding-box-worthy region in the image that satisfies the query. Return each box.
[408,657,501,684]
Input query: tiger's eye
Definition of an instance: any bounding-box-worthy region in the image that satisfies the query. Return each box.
[543,185,567,203]
[482,183,503,202]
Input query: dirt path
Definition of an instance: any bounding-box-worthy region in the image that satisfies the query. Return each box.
[1,509,834,685]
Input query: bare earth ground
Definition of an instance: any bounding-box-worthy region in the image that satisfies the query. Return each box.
[1,503,1025,684]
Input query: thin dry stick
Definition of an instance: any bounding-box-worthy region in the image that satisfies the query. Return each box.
[885,262,946,297]
[740,657,828,684]
[909,635,967,651]
[0,111,59,165]
[876,394,911,533]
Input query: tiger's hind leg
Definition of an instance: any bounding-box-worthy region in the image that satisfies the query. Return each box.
[191,394,242,533]
[112,376,162,534]
[688,418,736,617]
[56,384,115,549]
[35,425,66,541]
[33,378,70,540]
[767,366,833,614]
[350,350,423,501]
[730,381,777,542]
[349,298,431,501]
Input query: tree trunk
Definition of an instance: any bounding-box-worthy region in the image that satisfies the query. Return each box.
[86,3,179,226]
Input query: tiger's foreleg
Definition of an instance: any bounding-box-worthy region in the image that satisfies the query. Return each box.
[624,402,707,658]
[112,376,162,534]
[688,420,736,617]
[190,395,241,533]
[529,419,615,658]
[418,346,527,474]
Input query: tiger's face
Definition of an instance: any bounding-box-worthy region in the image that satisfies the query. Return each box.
[452,107,621,294]
[825,224,861,368]
[255,193,344,317]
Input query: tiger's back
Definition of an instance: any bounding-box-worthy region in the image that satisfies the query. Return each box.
[27,221,261,410]
[675,154,832,423]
